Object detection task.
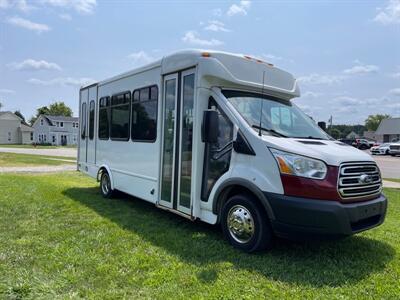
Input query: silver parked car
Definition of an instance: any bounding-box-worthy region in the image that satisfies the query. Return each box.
[389,142,400,157]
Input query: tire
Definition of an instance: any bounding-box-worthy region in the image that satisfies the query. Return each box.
[386,150,389,155]
[221,194,273,252]
[100,171,114,198]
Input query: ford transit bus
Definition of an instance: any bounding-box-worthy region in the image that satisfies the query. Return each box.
[78,50,387,252]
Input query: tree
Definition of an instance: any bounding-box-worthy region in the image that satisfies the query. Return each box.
[0,101,3,111]
[330,128,341,140]
[29,101,73,125]
[365,114,391,131]
[14,110,26,122]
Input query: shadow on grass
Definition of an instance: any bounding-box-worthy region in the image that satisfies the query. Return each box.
[63,187,395,288]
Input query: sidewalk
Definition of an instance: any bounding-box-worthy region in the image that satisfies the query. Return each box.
[0,147,76,158]
[0,165,76,173]
[383,180,400,189]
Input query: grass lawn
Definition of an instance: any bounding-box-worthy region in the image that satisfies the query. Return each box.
[0,152,75,167]
[0,144,77,149]
[384,178,400,183]
[0,172,399,299]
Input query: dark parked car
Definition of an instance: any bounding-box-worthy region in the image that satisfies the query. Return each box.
[338,138,357,146]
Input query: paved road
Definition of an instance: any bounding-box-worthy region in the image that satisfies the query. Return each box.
[0,147,77,158]
[366,152,400,179]
[0,165,76,173]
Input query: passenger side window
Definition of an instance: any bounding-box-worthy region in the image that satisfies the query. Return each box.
[99,97,110,140]
[131,85,158,142]
[110,92,131,141]
[89,100,95,140]
[201,98,234,201]
[81,102,86,139]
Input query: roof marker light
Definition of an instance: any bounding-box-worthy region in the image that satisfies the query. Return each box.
[244,55,252,60]
[201,52,211,57]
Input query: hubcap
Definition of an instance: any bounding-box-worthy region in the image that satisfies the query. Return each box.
[101,174,110,195]
[227,205,255,243]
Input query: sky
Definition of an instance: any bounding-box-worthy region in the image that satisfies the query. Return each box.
[0,0,399,124]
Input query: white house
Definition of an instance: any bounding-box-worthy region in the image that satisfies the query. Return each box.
[32,115,79,146]
[375,117,400,143]
[0,111,34,144]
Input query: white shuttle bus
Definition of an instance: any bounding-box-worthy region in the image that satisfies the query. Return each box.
[78,50,387,252]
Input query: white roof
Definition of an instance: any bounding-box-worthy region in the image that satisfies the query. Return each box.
[83,49,300,99]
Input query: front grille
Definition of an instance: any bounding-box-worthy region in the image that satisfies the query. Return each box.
[338,162,382,200]
[390,145,400,150]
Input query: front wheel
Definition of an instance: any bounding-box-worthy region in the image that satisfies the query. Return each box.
[100,172,114,198]
[221,194,273,252]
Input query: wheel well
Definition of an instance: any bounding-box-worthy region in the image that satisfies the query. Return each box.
[215,185,266,224]
[97,167,107,182]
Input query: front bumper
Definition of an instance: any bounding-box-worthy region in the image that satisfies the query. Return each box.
[265,192,387,239]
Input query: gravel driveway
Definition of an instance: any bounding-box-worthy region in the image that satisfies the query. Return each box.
[0,147,77,158]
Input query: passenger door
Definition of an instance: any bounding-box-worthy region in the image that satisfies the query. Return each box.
[79,88,89,164]
[159,69,196,215]
[87,86,97,165]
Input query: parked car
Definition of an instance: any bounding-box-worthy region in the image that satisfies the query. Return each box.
[354,139,372,150]
[389,142,400,157]
[370,143,391,155]
[338,138,356,147]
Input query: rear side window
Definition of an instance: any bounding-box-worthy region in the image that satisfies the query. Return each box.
[110,92,131,140]
[99,97,110,139]
[81,102,87,139]
[131,85,158,142]
[89,100,95,140]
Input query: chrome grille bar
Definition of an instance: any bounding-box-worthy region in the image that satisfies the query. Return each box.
[338,162,382,200]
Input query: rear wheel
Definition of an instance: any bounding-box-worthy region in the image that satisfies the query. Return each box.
[221,194,273,252]
[100,171,114,198]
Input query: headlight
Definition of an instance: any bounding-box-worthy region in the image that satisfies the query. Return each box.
[270,148,327,180]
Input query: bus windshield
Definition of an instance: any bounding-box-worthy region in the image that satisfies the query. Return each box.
[223,90,331,140]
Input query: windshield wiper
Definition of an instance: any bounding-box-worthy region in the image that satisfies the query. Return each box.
[252,125,287,138]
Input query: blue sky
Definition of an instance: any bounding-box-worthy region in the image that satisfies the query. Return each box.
[0,0,399,124]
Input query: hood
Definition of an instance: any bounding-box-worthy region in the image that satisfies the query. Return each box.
[262,136,373,166]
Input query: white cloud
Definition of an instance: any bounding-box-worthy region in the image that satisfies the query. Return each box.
[298,73,345,85]
[302,91,322,98]
[343,61,379,75]
[334,96,361,106]
[127,51,154,67]
[40,0,97,14]
[59,13,72,21]
[28,77,96,86]
[374,0,400,25]
[0,88,15,94]
[389,88,400,96]
[204,20,230,32]
[182,31,223,47]
[6,16,50,33]
[227,0,251,17]
[0,0,34,11]
[10,59,62,71]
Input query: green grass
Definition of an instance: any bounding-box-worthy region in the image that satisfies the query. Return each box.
[0,172,399,299]
[384,178,400,183]
[0,144,77,149]
[0,152,75,167]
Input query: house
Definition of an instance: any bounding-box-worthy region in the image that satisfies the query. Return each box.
[363,130,382,142]
[0,111,34,144]
[346,131,360,139]
[32,115,79,145]
[375,117,400,143]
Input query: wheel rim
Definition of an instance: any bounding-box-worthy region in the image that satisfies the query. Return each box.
[101,174,110,195]
[227,205,255,244]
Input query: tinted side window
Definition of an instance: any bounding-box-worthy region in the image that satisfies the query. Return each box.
[131,85,158,142]
[89,100,95,140]
[81,102,86,139]
[111,92,131,140]
[98,97,110,139]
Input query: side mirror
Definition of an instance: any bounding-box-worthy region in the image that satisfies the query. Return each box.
[202,110,219,143]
